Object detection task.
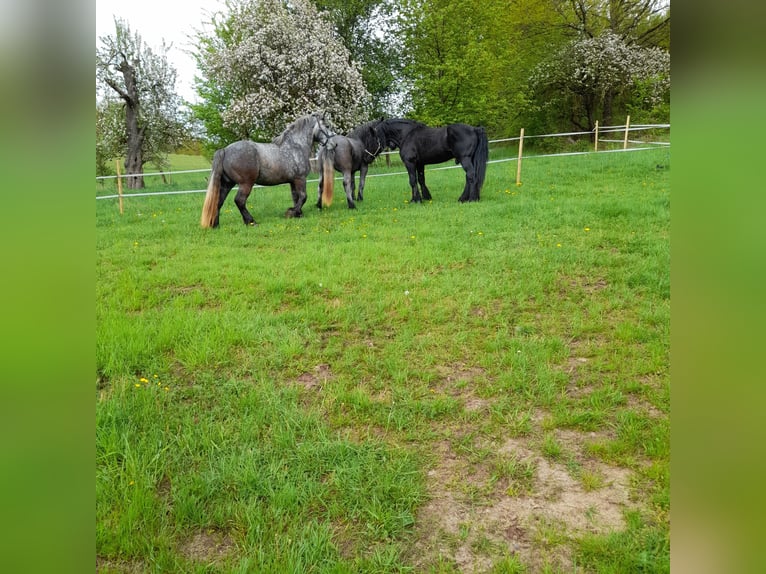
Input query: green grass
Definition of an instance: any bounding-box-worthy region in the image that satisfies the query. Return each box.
[97,147,669,572]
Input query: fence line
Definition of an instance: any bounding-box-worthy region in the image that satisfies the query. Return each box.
[96,123,670,184]
[96,144,669,201]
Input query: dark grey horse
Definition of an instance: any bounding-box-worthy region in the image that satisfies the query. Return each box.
[375,118,488,203]
[317,120,383,209]
[200,112,335,228]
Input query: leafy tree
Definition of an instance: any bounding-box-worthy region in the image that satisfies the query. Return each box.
[313,0,402,117]
[552,0,670,48]
[396,0,565,136]
[96,18,187,188]
[96,99,123,178]
[192,0,371,148]
[530,31,669,132]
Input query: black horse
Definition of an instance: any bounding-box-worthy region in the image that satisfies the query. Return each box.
[317,119,383,209]
[375,119,488,203]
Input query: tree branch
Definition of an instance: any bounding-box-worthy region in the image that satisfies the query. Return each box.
[104,77,130,102]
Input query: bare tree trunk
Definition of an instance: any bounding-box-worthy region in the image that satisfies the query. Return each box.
[114,55,145,189]
[124,105,145,189]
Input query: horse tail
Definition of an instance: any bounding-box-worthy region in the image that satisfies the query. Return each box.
[200,148,225,228]
[321,146,335,207]
[473,127,489,197]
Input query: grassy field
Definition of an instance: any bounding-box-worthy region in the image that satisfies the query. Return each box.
[97,146,670,573]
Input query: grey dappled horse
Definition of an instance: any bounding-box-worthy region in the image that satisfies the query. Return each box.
[200,113,335,228]
[317,120,383,210]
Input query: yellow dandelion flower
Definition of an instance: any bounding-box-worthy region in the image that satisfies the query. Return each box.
[140,377,148,383]
[135,384,141,388]
[584,227,591,232]
[557,243,562,248]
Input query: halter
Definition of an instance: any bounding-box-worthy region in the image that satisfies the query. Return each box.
[321,133,338,151]
[364,139,381,158]
[313,115,335,146]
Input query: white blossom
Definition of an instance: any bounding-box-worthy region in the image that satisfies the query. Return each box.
[531,32,669,121]
[196,0,371,137]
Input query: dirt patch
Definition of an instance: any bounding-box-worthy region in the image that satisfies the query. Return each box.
[433,363,491,414]
[179,529,235,564]
[625,393,667,419]
[463,397,492,413]
[563,276,609,295]
[435,363,486,386]
[412,429,634,573]
[295,363,333,391]
[500,437,632,533]
[96,557,145,573]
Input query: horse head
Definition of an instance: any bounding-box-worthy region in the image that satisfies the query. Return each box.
[364,125,382,159]
[311,112,336,146]
[376,118,423,150]
[375,119,402,151]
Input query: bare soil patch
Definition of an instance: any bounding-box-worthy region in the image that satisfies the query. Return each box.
[412,427,634,573]
[179,529,236,564]
[295,363,333,391]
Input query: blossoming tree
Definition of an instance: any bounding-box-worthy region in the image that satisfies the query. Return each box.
[530,32,670,133]
[193,0,371,147]
[97,18,186,188]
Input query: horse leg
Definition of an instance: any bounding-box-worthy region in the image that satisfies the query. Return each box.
[343,170,356,209]
[417,166,432,201]
[404,162,421,203]
[316,166,324,209]
[214,180,236,228]
[358,163,368,201]
[234,183,257,225]
[457,156,477,202]
[287,178,307,218]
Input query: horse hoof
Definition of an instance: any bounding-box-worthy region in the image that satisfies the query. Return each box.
[348,203,356,209]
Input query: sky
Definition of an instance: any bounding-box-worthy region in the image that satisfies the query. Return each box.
[96,0,223,102]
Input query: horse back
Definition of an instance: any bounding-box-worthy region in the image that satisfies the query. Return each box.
[327,136,365,172]
[222,140,261,183]
[402,126,453,164]
[231,140,308,185]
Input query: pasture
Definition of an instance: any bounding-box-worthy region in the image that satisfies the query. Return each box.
[97,147,669,573]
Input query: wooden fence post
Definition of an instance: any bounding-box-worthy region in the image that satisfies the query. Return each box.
[623,115,631,150]
[594,121,599,152]
[516,128,524,186]
[115,159,124,215]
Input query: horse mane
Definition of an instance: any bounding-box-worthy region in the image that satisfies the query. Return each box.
[385,118,426,130]
[348,119,379,138]
[348,120,382,153]
[272,115,312,145]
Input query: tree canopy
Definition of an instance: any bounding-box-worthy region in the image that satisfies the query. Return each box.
[192,0,371,148]
[95,0,671,163]
[530,31,670,132]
